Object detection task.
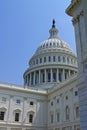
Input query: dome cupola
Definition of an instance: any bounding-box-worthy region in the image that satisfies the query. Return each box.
[49,19,58,38]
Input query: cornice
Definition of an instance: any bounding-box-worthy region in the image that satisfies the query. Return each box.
[47,75,77,95]
[72,10,84,25]
[66,0,81,16]
[0,82,47,95]
[29,49,75,64]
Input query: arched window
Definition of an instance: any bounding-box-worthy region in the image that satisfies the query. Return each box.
[66,106,69,120]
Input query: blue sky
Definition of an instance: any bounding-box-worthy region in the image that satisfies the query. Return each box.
[0,0,76,86]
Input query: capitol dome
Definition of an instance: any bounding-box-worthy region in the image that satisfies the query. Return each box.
[23,20,78,88]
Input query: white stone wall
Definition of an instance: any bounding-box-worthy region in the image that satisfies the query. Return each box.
[0,85,48,130]
[48,78,80,130]
[0,77,80,130]
[66,0,87,129]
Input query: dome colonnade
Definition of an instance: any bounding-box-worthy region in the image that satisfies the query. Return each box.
[23,20,78,88]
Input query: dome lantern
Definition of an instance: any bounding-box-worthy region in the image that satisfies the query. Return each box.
[49,19,58,39]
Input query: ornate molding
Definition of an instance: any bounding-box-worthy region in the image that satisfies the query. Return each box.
[72,10,84,25]
[66,0,81,16]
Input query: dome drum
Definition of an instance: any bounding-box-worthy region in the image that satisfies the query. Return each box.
[24,67,77,88]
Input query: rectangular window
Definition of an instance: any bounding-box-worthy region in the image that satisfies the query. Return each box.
[51,114,53,123]
[2,97,6,102]
[0,112,5,120]
[44,57,46,62]
[48,56,51,62]
[66,106,69,120]
[16,99,21,104]
[76,106,80,118]
[15,113,19,122]
[53,56,56,62]
[57,99,59,103]
[57,112,60,122]
[58,56,61,62]
[30,101,34,105]
[40,58,42,63]
[75,91,78,96]
[51,101,53,106]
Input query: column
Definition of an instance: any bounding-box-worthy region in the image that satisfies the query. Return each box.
[45,69,47,83]
[74,71,76,75]
[51,68,53,82]
[24,77,27,86]
[30,73,31,86]
[39,70,41,84]
[62,69,65,81]
[72,125,74,130]
[57,68,59,82]
[33,71,36,85]
[7,95,13,123]
[27,75,28,86]
[22,97,27,125]
[69,70,71,77]
[27,74,29,86]
[25,76,27,86]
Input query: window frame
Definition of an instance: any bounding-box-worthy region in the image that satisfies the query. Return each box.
[0,111,5,121]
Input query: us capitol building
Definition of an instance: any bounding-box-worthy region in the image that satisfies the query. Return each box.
[0,20,80,130]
